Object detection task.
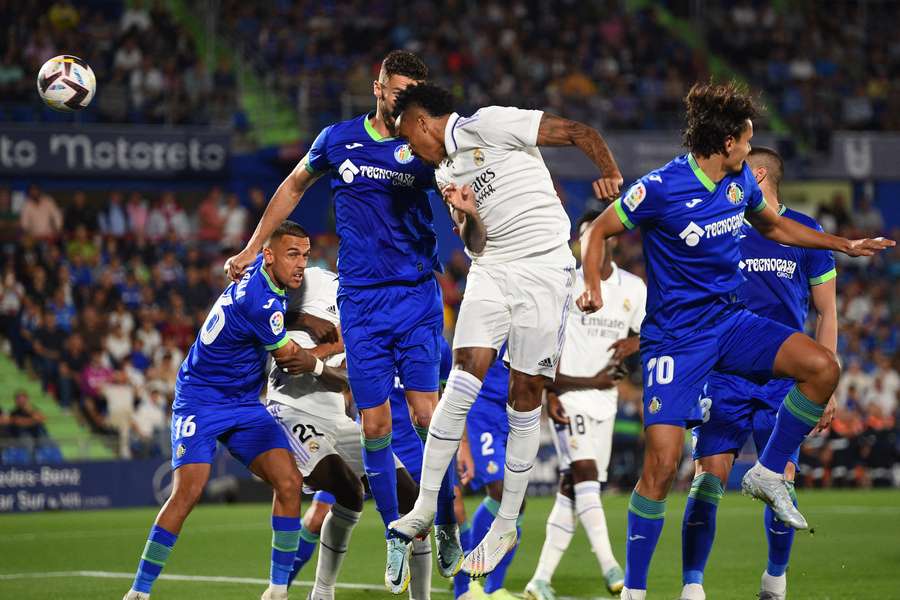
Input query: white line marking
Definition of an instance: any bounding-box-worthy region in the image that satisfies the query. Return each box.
[0,570,452,594]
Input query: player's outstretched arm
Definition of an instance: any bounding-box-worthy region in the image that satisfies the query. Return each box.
[747,202,895,256]
[536,113,623,201]
[442,183,486,254]
[271,340,349,391]
[577,205,626,313]
[225,155,323,281]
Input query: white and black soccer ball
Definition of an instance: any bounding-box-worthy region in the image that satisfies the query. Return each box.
[36,55,96,111]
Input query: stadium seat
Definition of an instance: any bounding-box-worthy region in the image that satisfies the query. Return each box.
[1,446,33,465]
[35,444,64,464]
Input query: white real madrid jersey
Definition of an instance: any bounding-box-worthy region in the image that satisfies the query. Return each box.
[434,106,571,264]
[558,264,647,422]
[267,267,346,418]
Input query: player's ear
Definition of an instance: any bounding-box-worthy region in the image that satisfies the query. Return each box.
[262,245,275,266]
[754,166,767,184]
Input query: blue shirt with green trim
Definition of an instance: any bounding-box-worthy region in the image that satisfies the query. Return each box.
[614,153,767,339]
[175,255,288,407]
[736,206,835,332]
[306,113,440,287]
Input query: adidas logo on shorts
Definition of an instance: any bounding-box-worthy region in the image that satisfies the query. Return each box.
[326,304,337,315]
[538,356,555,368]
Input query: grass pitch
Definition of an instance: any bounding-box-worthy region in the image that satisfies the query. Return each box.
[2,490,899,599]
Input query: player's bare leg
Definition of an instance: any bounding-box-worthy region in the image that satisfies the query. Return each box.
[406,389,464,578]
[251,449,303,600]
[621,424,685,600]
[463,368,542,578]
[390,347,494,539]
[742,333,839,529]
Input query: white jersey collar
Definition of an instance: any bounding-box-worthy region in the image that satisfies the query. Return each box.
[444,112,461,156]
[603,262,622,286]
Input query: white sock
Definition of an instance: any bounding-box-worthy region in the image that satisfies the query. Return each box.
[312,503,361,599]
[495,405,542,533]
[409,536,432,600]
[414,370,481,512]
[621,587,646,600]
[532,493,575,582]
[574,480,618,573]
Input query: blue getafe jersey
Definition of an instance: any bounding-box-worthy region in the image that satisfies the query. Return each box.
[477,349,510,407]
[736,206,836,332]
[307,113,441,287]
[175,257,289,407]
[614,154,767,339]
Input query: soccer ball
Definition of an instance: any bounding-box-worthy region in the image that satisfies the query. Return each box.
[36,55,96,111]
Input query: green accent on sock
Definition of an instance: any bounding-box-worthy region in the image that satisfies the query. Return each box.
[786,481,798,505]
[783,386,824,427]
[459,520,471,534]
[140,540,173,566]
[272,529,301,553]
[516,512,525,527]
[482,496,500,517]
[299,527,320,544]
[362,433,392,451]
[628,491,665,520]
[688,472,724,505]
[414,425,429,442]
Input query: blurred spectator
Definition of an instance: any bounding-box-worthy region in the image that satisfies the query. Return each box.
[221,193,248,249]
[130,389,166,458]
[99,192,129,238]
[853,197,885,234]
[64,192,98,234]
[19,186,63,240]
[8,390,48,441]
[126,192,149,236]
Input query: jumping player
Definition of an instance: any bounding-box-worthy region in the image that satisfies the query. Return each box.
[225,51,459,593]
[123,221,325,600]
[679,146,838,600]
[388,82,623,578]
[577,81,893,600]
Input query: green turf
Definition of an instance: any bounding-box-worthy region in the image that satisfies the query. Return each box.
[1,490,899,599]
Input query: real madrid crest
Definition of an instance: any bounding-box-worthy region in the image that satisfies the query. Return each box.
[725,181,744,205]
[473,148,485,167]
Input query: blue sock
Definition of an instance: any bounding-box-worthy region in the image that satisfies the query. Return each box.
[363,433,400,536]
[436,456,458,526]
[760,387,823,474]
[765,483,798,577]
[484,518,523,593]
[453,520,473,598]
[132,524,178,593]
[313,490,336,505]
[471,495,498,550]
[624,491,666,591]
[681,473,724,585]
[288,526,320,586]
[271,515,301,586]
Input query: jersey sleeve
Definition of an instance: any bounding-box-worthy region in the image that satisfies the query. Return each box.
[299,269,340,322]
[613,175,665,230]
[805,223,837,286]
[248,293,290,352]
[453,106,543,152]
[629,279,648,333]
[305,125,333,174]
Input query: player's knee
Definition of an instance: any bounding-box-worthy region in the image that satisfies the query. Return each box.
[334,477,364,512]
[486,480,504,502]
[800,347,841,389]
[453,348,492,380]
[508,372,544,410]
[570,461,599,484]
[360,405,392,438]
[305,504,330,533]
[272,469,302,503]
[641,454,679,495]
[558,472,575,499]
[411,407,433,430]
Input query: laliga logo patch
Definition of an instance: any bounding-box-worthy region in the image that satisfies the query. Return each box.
[649,397,662,414]
[473,148,485,166]
[394,144,414,164]
[624,182,646,211]
[726,181,744,205]
[269,310,284,336]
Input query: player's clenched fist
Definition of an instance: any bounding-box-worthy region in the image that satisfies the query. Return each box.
[442,183,478,216]
[576,286,603,313]
[224,249,256,282]
[592,174,624,202]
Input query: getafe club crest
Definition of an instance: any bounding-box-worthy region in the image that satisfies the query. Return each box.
[726,182,744,205]
[649,397,662,414]
[394,144,414,164]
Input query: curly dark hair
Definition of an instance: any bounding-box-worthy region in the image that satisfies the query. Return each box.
[682,80,760,158]
[381,50,428,81]
[393,83,454,119]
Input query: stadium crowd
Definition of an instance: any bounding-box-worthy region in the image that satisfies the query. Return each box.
[0,182,897,489]
[0,0,241,127]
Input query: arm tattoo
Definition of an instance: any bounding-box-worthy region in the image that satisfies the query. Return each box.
[537,113,620,177]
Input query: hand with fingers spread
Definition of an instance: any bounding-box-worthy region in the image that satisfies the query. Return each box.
[609,336,640,363]
[442,183,478,218]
